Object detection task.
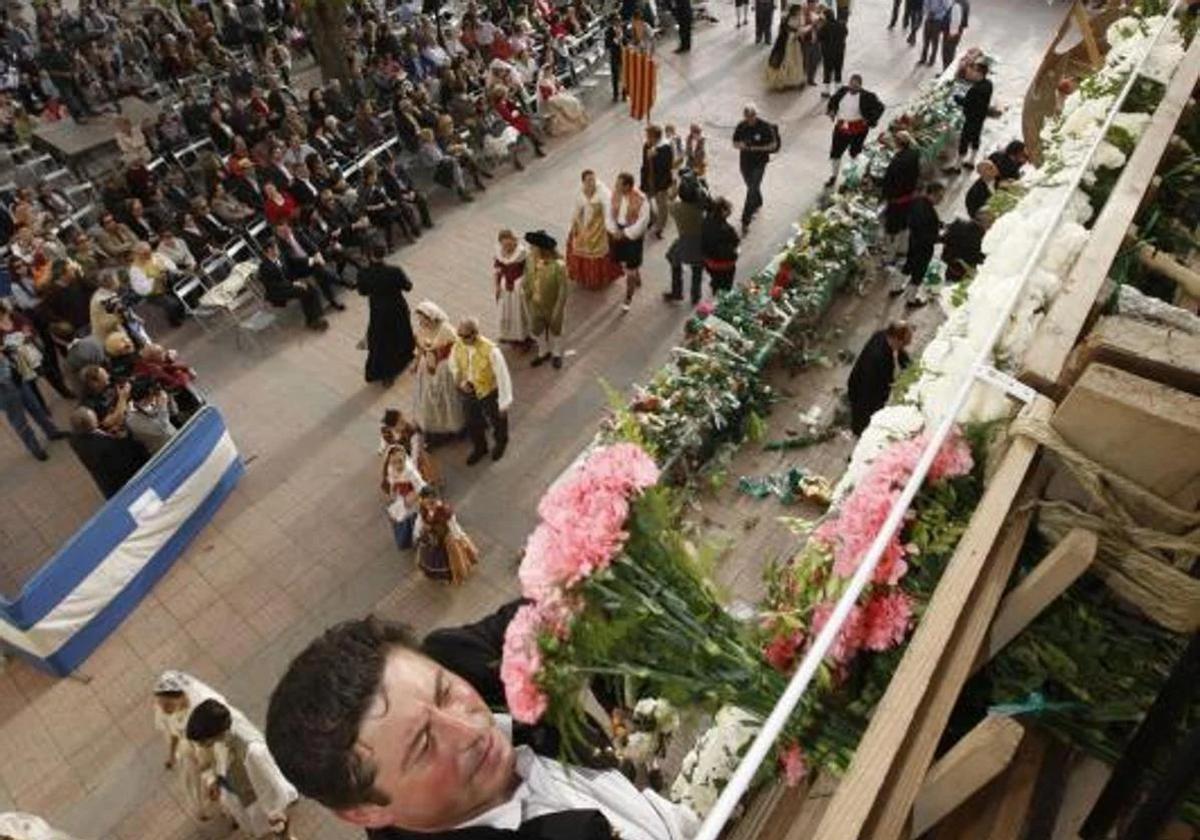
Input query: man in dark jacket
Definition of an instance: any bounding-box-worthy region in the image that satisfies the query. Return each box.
[947,60,993,174]
[847,321,912,435]
[69,406,149,497]
[900,181,945,306]
[605,16,625,102]
[640,124,675,240]
[265,601,700,840]
[941,209,990,281]
[880,130,922,272]
[674,0,694,52]
[257,237,329,331]
[662,173,706,304]
[701,196,741,295]
[988,139,1027,183]
[825,74,885,187]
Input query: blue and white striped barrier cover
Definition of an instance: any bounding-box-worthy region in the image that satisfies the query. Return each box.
[0,406,244,675]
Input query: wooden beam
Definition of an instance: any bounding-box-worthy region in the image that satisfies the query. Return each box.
[911,716,1027,836]
[811,396,1055,840]
[1071,0,1103,69]
[972,527,1098,674]
[1020,36,1200,396]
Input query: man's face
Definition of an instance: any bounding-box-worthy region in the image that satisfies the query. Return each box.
[344,648,515,832]
[849,77,862,92]
[743,109,757,124]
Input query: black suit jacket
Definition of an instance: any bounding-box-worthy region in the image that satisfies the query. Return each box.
[366,601,617,840]
[640,143,673,193]
[69,431,149,499]
[257,257,296,303]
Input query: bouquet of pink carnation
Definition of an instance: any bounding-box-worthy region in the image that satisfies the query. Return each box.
[758,426,980,779]
[503,442,793,755]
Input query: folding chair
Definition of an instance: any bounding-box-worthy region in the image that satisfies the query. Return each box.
[199,241,277,349]
[244,220,275,259]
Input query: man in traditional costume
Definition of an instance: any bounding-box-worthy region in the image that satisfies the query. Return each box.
[522,230,568,370]
[186,698,299,839]
[451,317,513,465]
[881,130,922,280]
[493,229,530,345]
[567,170,622,289]
[825,74,885,188]
[606,171,651,313]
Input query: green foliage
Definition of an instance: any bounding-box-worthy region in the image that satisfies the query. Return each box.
[889,361,927,405]
[1124,76,1167,115]
[985,184,1027,219]
[1105,125,1137,157]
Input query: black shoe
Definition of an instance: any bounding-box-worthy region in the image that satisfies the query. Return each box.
[330,301,346,311]
[491,440,507,461]
[552,356,562,369]
[533,146,547,158]
[824,176,836,188]
[662,292,683,302]
[530,353,551,367]
[513,157,526,171]
[33,448,49,461]
[308,318,330,331]
[466,448,488,465]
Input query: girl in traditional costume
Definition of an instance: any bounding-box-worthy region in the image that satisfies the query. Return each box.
[493,229,531,345]
[414,485,478,584]
[412,300,467,440]
[153,670,249,821]
[380,408,439,485]
[567,169,622,289]
[382,439,426,549]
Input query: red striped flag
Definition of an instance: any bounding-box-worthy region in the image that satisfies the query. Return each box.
[622,47,657,122]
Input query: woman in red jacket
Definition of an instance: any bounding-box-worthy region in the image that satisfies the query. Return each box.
[263,181,299,226]
[489,86,546,158]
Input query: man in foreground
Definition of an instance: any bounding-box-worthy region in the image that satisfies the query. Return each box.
[265,602,700,839]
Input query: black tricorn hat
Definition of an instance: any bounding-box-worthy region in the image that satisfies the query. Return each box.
[524,230,557,250]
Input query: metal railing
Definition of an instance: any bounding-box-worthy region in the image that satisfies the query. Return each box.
[692,6,1185,838]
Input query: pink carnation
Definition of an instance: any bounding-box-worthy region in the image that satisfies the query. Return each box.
[861,591,914,651]
[779,742,808,787]
[928,430,974,481]
[519,513,629,600]
[809,602,866,666]
[762,629,805,674]
[695,300,715,317]
[501,605,550,723]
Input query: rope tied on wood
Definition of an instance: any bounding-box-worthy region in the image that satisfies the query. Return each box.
[1010,413,1200,634]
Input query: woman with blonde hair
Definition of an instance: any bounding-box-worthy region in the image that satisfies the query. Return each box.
[412,301,466,440]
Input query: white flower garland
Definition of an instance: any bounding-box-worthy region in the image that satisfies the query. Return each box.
[838,13,1186,493]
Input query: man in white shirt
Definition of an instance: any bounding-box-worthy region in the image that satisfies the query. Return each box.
[449,317,512,465]
[266,603,700,840]
[605,172,651,313]
[824,74,884,187]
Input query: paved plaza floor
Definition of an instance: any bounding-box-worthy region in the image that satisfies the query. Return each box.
[0,2,1063,836]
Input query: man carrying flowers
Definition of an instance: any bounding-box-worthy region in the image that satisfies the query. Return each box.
[264,602,701,840]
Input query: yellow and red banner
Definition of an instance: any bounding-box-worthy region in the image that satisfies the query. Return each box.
[622,47,657,121]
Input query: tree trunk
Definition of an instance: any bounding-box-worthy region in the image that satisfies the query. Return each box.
[305,0,351,85]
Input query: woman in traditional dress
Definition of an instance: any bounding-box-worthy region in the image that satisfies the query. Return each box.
[382,439,425,549]
[152,670,246,821]
[567,169,622,290]
[357,244,416,387]
[766,5,805,91]
[536,63,589,137]
[412,300,467,441]
[493,229,530,346]
[414,485,478,584]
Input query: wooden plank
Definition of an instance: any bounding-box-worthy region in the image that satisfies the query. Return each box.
[972,527,1097,674]
[1062,315,1200,396]
[810,396,1055,840]
[926,724,1048,840]
[1072,1,1103,69]
[911,716,1027,836]
[1020,36,1200,396]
